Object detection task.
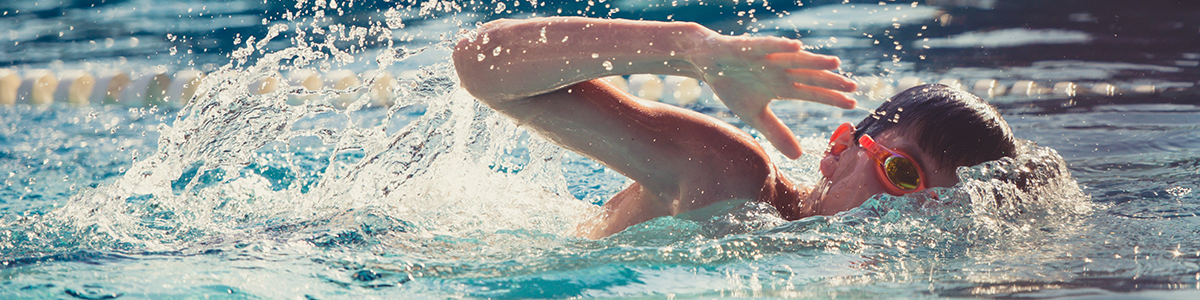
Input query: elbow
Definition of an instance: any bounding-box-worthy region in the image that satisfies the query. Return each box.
[452,29,489,72]
[452,36,489,100]
[452,21,516,104]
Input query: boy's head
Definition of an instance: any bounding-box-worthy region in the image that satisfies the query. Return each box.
[811,84,1017,215]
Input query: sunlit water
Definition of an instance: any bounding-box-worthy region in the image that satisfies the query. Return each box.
[2,0,1199,299]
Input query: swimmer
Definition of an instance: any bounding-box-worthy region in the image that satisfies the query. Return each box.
[453,17,1016,238]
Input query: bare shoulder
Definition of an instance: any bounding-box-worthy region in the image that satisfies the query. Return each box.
[635,97,804,218]
[566,82,794,213]
[509,79,800,218]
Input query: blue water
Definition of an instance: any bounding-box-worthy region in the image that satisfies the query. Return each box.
[2,0,1200,299]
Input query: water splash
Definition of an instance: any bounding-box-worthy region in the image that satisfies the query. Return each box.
[6,0,607,258]
[40,60,600,255]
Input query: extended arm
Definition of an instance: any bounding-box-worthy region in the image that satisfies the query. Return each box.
[454,17,704,102]
[454,17,857,158]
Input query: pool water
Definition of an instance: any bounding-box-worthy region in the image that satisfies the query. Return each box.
[2,0,1199,299]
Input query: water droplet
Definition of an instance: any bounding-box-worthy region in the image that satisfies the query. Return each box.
[494,2,506,13]
[591,53,599,58]
[669,51,675,56]
[384,8,404,29]
[602,61,613,71]
[717,71,724,76]
[493,46,503,56]
[477,53,485,61]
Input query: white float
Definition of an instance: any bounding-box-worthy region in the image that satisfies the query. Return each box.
[896,77,924,92]
[1010,80,1041,96]
[855,76,879,94]
[138,71,173,107]
[936,78,963,90]
[858,76,894,100]
[673,77,702,106]
[0,69,22,106]
[602,76,628,94]
[111,70,169,107]
[55,70,96,106]
[249,73,282,95]
[165,70,204,107]
[627,74,663,101]
[17,69,58,106]
[662,75,700,106]
[361,70,398,107]
[972,79,999,97]
[324,70,361,108]
[1091,83,1117,96]
[1052,82,1076,97]
[91,70,131,105]
[1132,85,1156,94]
[287,69,323,105]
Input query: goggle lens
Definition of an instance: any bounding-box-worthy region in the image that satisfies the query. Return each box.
[883,156,921,191]
[858,133,926,194]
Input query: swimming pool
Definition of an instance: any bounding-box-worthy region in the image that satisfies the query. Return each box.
[2,0,1198,298]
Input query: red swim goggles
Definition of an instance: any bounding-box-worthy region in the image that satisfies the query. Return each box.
[829,123,928,196]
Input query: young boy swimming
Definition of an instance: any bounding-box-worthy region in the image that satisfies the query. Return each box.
[452,17,1016,238]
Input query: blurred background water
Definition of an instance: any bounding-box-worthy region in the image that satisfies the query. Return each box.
[1,0,1199,299]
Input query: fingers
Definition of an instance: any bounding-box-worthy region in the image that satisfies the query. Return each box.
[754,107,804,159]
[785,69,857,93]
[782,83,858,109]
[765,51,841,70]
[725,99,805,158]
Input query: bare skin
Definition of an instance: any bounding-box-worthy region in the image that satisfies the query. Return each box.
[452,17,955,238]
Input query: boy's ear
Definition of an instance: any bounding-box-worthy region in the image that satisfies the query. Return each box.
[826,122,855,157]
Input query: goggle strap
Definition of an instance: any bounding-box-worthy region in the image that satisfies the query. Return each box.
[857,135,893,163]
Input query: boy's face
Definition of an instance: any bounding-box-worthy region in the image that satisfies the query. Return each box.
[813,128,960,215]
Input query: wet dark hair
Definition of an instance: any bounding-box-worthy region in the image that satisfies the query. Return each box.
[854,84,1017,171]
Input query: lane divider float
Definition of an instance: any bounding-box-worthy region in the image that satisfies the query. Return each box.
[0,69,1182,109]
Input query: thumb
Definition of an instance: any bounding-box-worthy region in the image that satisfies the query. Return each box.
[753,107,804,159]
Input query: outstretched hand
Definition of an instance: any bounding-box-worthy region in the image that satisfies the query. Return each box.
[690,34,858,159]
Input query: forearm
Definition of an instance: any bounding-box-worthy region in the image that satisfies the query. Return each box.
[452,17,711,103]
